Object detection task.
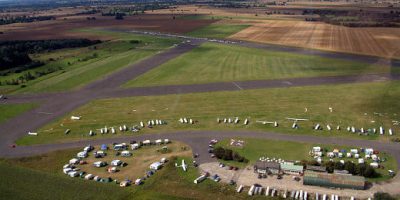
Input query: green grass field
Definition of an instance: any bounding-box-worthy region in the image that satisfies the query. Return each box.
[186,23,250,38]
[0,103,37,123]
[125,42,389,88]
[0,161,133,200]
[0,30,178,94]
[215,138,397,182]
[17,81,400,145]
[3,150,270,200]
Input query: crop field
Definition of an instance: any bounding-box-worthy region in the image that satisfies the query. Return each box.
[186,23,250,38]
[0,14,216,41]
[215,138,397,182]
[0,103,37,123]
[125,42,388,87]
[230,20,400,59]
[17,81,400,145]
[0,30,178,94]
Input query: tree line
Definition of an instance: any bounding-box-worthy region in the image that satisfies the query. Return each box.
[213,147,249,163]
[0,15,55,25]
[302,160,378,178]
[0,39,101,71]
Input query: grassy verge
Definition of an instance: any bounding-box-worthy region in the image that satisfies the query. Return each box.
[0,30,179,94]
[186,23,250,38]
[125,42,389,88]
[0,161,132,200]
[17,81,400,145]
[0,103,37,123]
[215,138,397,182]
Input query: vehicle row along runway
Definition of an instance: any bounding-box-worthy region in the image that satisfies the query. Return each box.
[0,31,399,167]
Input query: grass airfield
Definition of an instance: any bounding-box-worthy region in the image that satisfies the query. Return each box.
[0,30,178,94]
[125,42,389,88]
[18,81,400,145]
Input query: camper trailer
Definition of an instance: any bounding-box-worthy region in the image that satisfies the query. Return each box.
[93,161,107,168]
[121,151,131,157]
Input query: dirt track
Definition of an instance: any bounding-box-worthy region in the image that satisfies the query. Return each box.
[0,31,399,171]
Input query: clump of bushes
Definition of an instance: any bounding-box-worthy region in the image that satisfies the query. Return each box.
[213,147,249,163]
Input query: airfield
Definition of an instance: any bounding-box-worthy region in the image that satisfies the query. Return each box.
[1,2,400,200]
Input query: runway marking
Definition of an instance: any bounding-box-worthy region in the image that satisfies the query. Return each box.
[232,82,243,90]
[37,111,53,115]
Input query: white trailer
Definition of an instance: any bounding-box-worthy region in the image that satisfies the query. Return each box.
[380,126,384,135]
[244,118,249,125]
[194,175,207,184]
[236,185,243,193]
[248,185,255,196]
[265,186,270,196]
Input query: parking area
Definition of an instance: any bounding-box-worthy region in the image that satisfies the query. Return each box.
[199,162,400,199]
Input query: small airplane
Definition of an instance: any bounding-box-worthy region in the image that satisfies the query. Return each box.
[286,117,309,122]
[175,159,187,172]
[256,120,278,127]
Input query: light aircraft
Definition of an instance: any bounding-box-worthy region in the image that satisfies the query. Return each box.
[175,159,187,172]
[256,120,278,127]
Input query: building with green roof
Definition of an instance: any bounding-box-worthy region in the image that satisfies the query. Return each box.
[280,163,304,175]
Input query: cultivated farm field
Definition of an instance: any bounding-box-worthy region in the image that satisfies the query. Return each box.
[230,20,400,59]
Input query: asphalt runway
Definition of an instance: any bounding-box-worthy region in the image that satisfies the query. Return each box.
[0,31,399,171]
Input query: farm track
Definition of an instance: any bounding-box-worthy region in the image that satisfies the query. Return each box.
[0,30,399,169]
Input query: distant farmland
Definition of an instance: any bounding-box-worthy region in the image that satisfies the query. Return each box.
[230,20,400,59]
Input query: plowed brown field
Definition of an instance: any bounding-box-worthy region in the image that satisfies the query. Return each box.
[0,14,216,40]
[230,20,400,59]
